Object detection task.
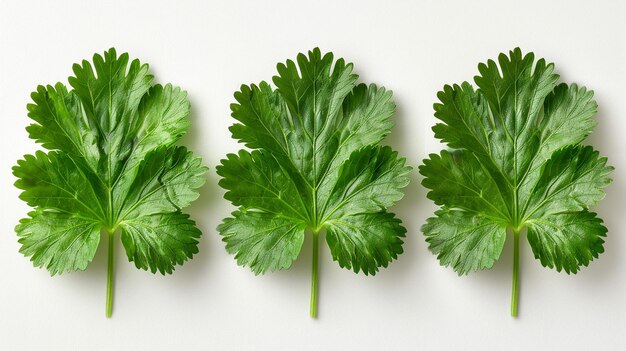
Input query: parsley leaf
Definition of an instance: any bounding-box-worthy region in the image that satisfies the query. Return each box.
[420,48,613,316]
[13,49,207,317]
[217,48,411,317]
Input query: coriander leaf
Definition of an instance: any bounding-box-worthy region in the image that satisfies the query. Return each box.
[420,48,613,317]
[220,211,306,274]
[526,211,606,274]
[422,209,507,273]
[522,145,611,218]
[16,211,101,275]
[218,48,411,317]
[14,151,105,219]
[13,48,207,317]
[120,212,202,274]
[325,211,405,275]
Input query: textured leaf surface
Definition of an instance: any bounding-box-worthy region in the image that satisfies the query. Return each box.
[420,48,612,275]
[422,210,506,273]
[325,211,405,275]
[14,49,207,275]
[526,211,607,274]
[218,48,411,274]
[220,211,306,274]
[120,212,202,274]
[16,211,101,275]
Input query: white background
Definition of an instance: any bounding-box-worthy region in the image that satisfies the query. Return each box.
[1,1,624,350]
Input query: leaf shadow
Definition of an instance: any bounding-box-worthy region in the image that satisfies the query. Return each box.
[162,92,224,286]
[572,93,623,284]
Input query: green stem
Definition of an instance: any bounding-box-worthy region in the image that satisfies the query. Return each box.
[310,231,320,318]
[511,229,520,317]
[106,231,115,318]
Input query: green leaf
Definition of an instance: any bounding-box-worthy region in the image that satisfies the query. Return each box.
[217,49,410,273]
[420,150,509,219]
[120,212,202,274]
[326,211,406,275]
[420,48,613,316]
[13,48,207,316]
[422,209,507,274]
[16,211,101,276]
[14,151,105,219]
[322,146,410,220]
[526,211,606,274]
[219,210,306,275]
[120,146,206,219]
[522,145,612,218]
[218,150,309,220]
[218,48,410,316]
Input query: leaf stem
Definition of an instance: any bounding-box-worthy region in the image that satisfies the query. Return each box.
[511,228,520,317]
[310,230,320,318]
[106,230,115,318]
